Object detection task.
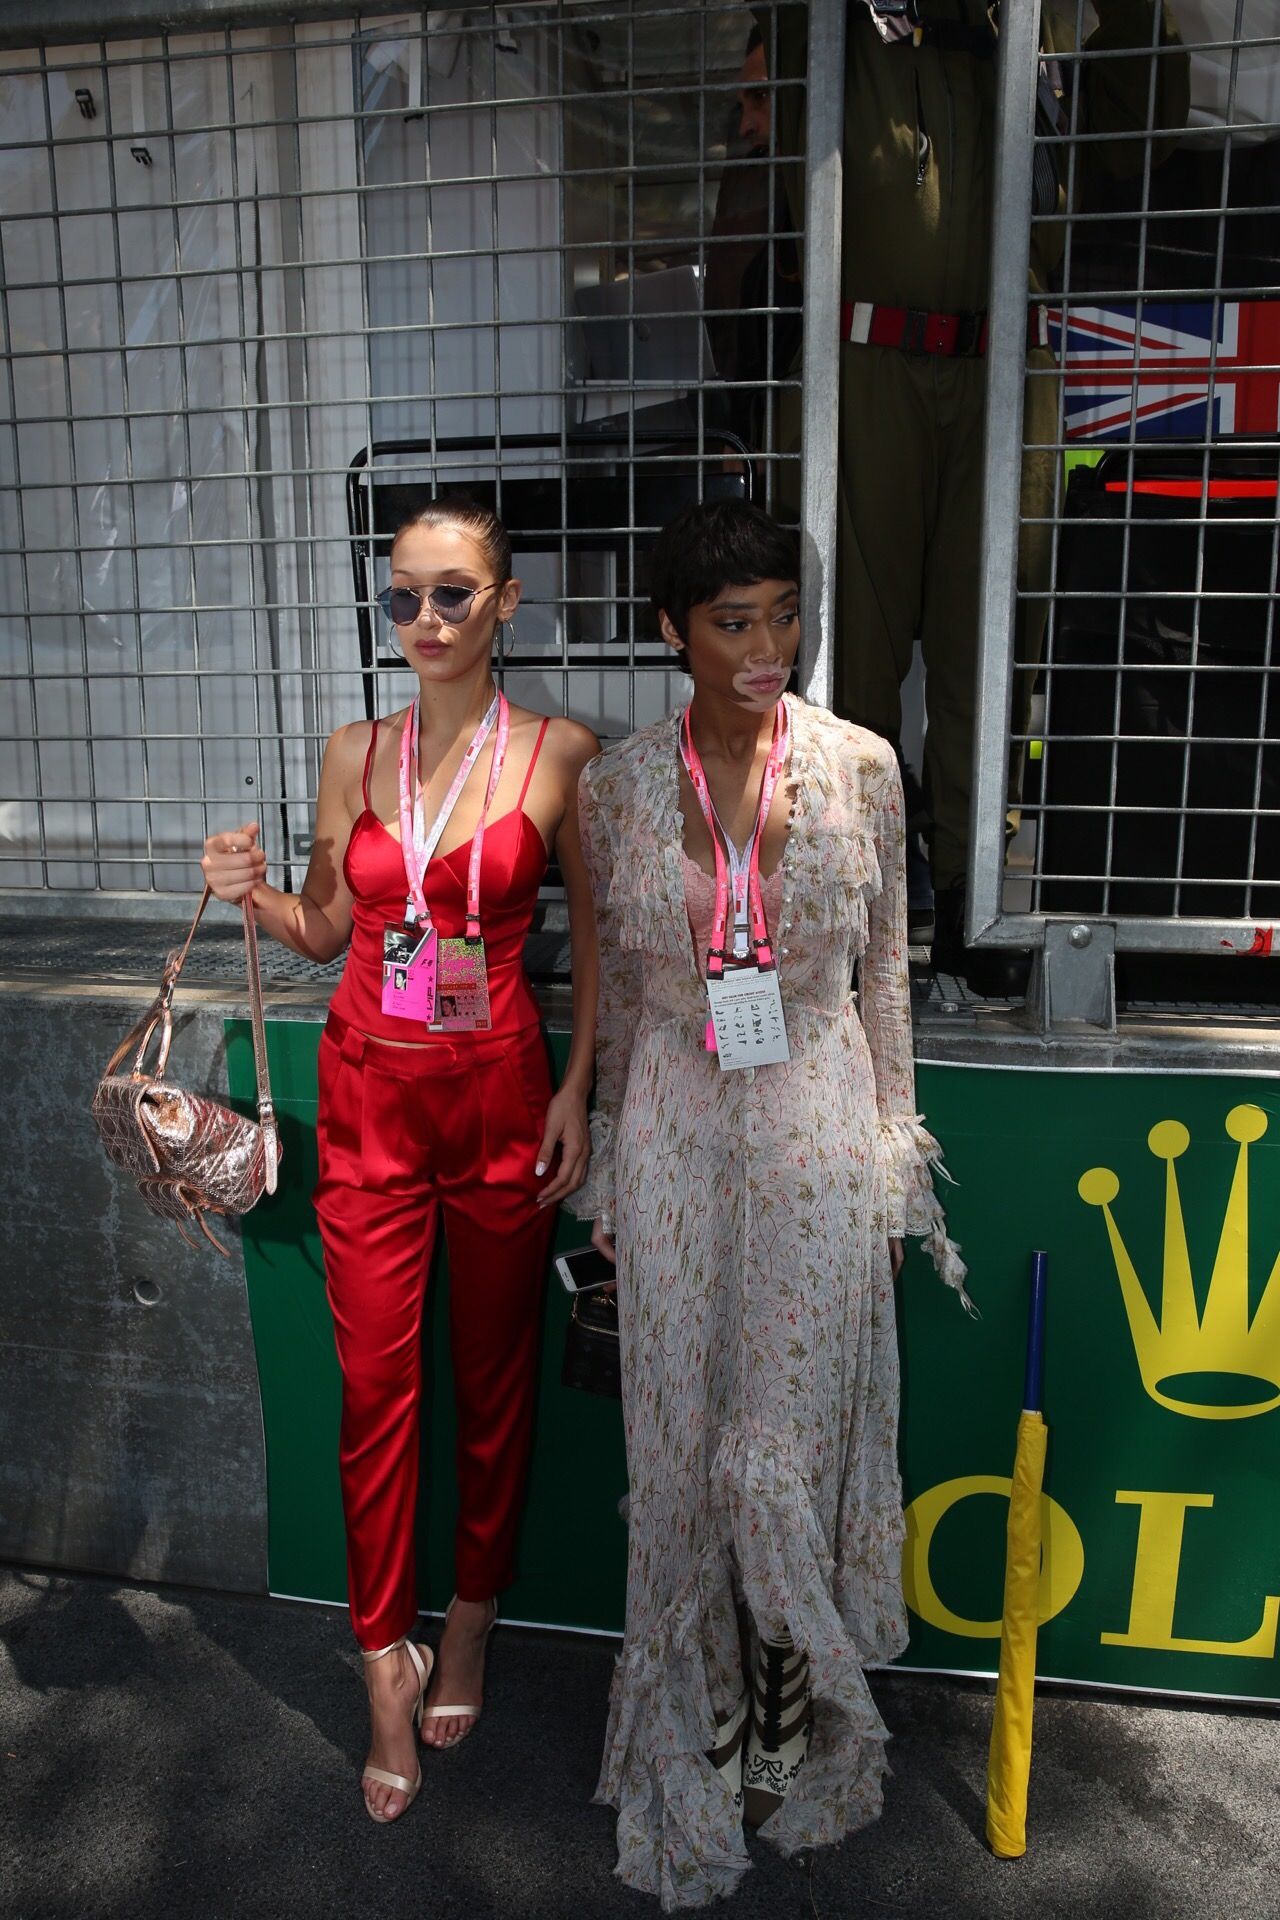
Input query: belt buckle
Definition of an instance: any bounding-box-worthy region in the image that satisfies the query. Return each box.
[928,312,961,354]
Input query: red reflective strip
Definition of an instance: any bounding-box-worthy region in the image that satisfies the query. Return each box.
[1103,479,1279,499]
[868,305,911,349]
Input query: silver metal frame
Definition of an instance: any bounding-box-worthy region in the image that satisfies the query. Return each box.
[0,1,384,47]
[971,0,1040,952]
[972,0,1280,1026]
[797,0,845,710]
[0,0,812,909]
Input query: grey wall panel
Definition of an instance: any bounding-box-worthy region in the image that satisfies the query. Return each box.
[0,991,267,1591]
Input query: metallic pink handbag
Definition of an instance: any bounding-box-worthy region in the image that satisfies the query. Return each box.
[92,886,280,1256]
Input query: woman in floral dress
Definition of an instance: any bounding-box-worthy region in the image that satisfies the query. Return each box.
[574,501,969,1909]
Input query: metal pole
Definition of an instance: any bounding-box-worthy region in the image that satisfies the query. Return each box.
[0,1,401,49]
[798,0,845,711]
[968,0,1040,943]
[1023,1250,1048,1413]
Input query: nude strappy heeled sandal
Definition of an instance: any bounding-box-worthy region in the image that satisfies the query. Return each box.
[422,1596,497,1749]
[360,1637,433,1821]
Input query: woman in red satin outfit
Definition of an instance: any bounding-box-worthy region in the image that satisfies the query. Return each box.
[202,496,600,1824]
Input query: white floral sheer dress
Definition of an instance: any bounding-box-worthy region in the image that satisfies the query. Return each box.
[573,695,970,1911]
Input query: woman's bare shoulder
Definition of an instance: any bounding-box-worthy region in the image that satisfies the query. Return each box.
[546,714,601,768]
[509,705,600,774]
[319,712,406,819]
[321,719,370,776]
[326,708,411,764]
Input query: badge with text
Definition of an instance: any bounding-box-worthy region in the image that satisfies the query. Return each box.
[432,937,492,1031]
[705,964,790,1069]
[381,922,438,1021]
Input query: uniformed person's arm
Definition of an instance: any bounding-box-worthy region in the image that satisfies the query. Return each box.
[1064,0,1191,178]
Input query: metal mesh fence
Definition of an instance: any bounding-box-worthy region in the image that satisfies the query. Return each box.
[976,0,1280,965]
[0,1,803,898]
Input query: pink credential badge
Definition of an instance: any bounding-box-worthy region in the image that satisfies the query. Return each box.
[382,922,438,1021]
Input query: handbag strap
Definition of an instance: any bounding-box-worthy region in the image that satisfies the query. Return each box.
[103,885,279,1195]
[235,890,279,1192]
[100,904,205,1086]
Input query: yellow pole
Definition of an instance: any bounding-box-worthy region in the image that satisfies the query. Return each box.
[986,1407,1048,1858]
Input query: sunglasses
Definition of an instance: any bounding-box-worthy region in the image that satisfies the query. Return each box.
[377,581,501,627]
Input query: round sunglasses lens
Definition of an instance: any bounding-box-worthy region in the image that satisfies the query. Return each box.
[430,586,475,620]
[387,588,421,624]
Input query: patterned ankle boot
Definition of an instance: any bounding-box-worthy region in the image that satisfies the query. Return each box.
[741,1636,811,1829]
[705,1692,749,1813]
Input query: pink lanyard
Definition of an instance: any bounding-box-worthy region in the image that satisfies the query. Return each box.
[679,699,790,979]
[397,689,510,938]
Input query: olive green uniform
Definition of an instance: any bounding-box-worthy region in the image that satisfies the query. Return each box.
[770,0,1188,886]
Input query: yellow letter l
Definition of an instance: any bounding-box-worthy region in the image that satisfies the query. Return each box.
[1102,1490,1279,1658]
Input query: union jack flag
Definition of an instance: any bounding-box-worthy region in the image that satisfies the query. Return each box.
[1047,298,1280,442]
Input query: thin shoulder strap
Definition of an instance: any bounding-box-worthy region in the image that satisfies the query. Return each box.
[361,718,380,810]
[517,718,550,810]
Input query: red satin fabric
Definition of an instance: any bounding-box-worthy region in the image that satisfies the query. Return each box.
[315,1009,555,1649]
[328,805,550,1043]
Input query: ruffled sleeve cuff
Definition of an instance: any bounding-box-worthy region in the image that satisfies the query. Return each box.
[567,1108,616,1231]
[879,1115,975,1314]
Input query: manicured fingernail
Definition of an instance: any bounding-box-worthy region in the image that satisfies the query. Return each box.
[535,1162,546,1176]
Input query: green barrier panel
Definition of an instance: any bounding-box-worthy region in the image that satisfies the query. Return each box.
[229,1024,1280,1698]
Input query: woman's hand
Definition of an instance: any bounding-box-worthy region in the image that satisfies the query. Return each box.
[202,822,266,904]
[535,1087,590,1208]
[889,1237,905,1280]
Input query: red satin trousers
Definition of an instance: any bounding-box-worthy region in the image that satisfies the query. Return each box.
[314,1009,554,1650]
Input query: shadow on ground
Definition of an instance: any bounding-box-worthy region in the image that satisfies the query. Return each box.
[2,1568,1278,1920]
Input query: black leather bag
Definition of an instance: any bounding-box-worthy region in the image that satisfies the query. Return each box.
[561,1288,621,1399]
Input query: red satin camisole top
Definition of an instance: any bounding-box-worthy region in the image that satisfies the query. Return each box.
[327,714,550,1043]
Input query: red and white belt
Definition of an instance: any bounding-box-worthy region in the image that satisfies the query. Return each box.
[840,299,1052,358]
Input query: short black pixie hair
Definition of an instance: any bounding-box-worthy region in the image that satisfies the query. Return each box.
[647,499,800,645]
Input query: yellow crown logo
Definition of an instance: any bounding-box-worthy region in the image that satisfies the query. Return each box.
[1078,1105,1280,1421]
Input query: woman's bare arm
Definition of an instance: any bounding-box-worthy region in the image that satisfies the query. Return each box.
[552,720,602,1103]
[531,716,601,1207]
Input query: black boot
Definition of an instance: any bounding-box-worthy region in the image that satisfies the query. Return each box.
[900,761,934,945]
[930,882,1031,1000]
[906,831,935,945]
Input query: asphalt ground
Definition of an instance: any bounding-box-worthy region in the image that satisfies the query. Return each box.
[2,1567,1278,1920]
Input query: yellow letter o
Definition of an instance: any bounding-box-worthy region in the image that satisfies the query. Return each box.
[902,1474,1085,1638]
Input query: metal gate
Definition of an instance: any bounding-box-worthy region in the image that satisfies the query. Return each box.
[974,0,1280,1023]
[0,1,834,906]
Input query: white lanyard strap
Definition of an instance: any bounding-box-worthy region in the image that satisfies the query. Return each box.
[706,793,756,957]
[396,690,506,931]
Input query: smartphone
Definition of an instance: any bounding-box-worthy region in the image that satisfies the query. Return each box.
[555,1246,617,1295]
